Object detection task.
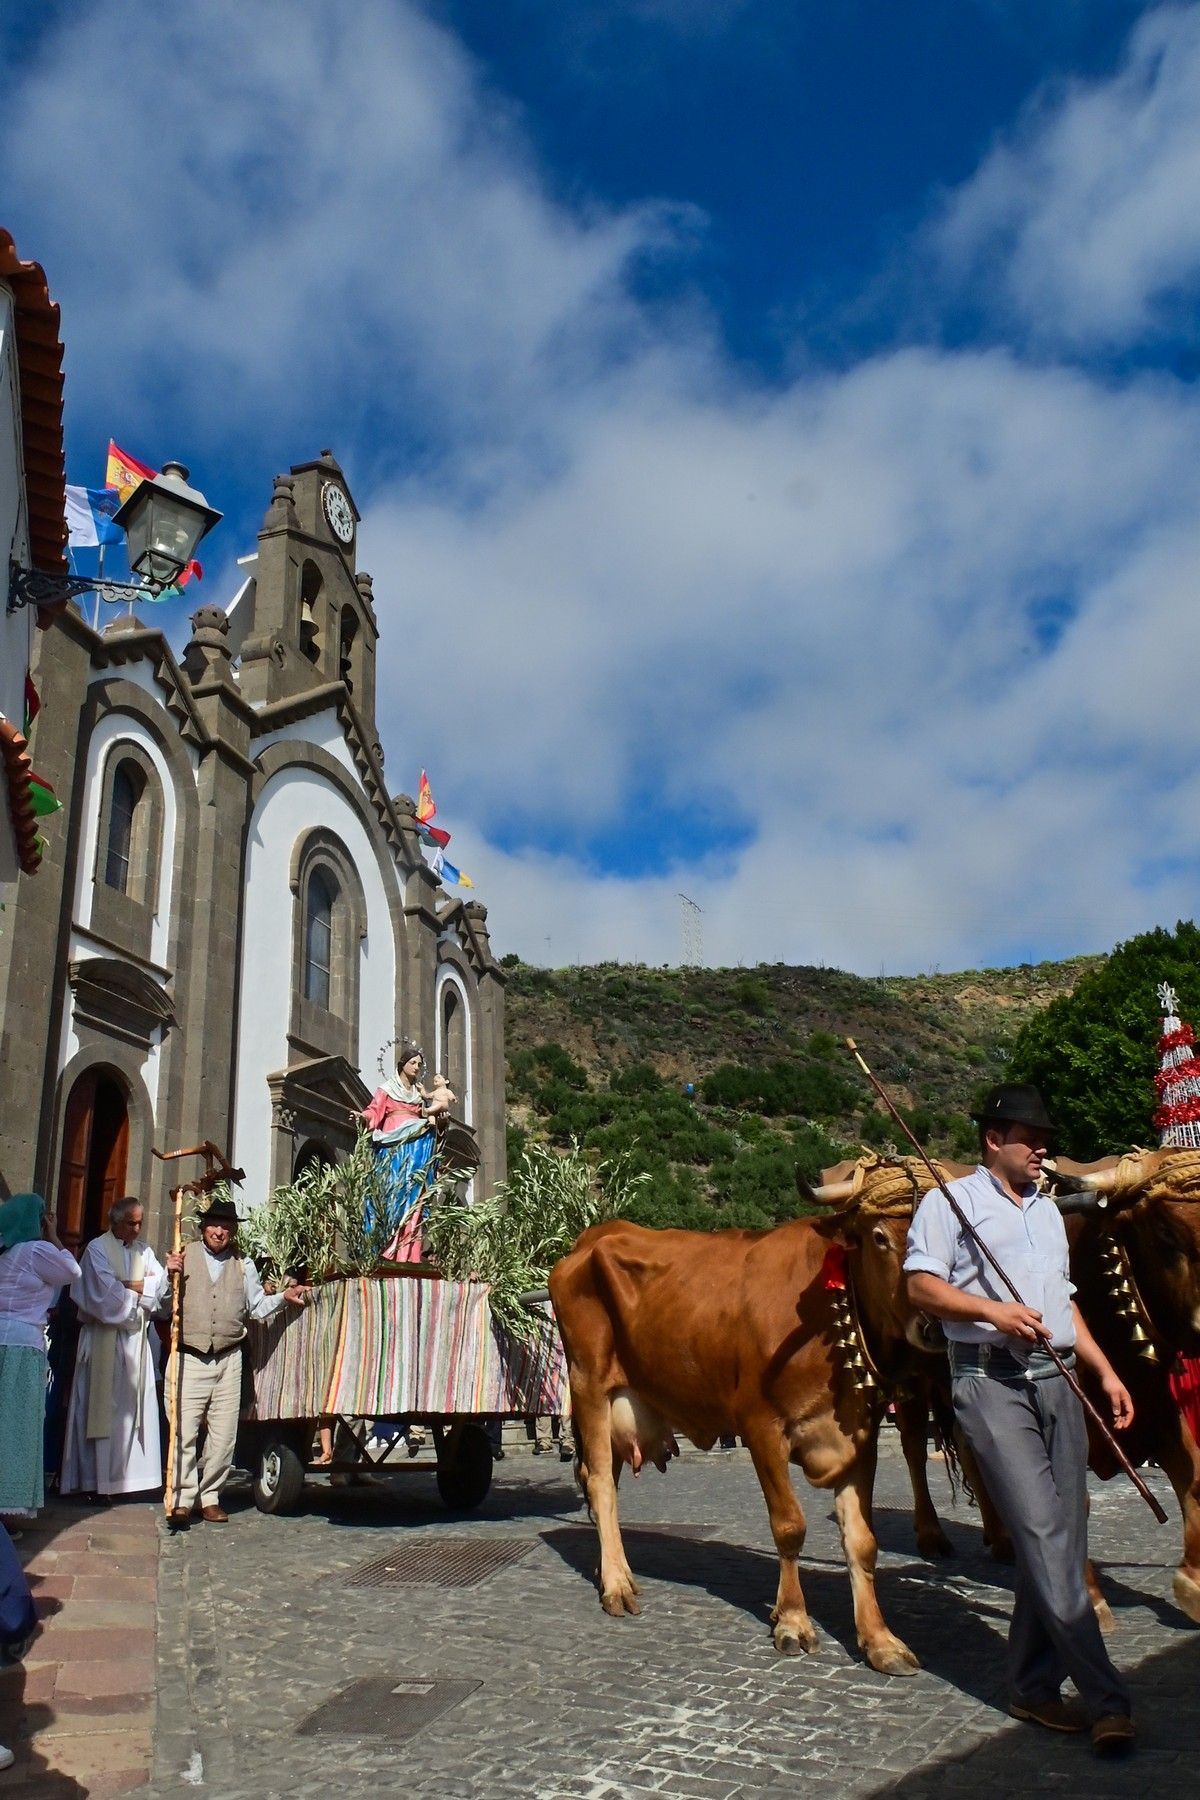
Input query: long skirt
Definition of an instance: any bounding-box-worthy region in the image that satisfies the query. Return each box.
[377,1130,439,1264]
[0,1344,47,1518]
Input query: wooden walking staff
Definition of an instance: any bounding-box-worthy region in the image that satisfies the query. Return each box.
[151,1141,245,1523]
[844,1038,1169,1525]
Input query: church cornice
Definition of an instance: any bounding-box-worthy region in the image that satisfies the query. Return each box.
[89,622,211,750]
[251,681,419,872]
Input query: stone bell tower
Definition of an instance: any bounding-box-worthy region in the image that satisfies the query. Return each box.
[237,449,379,733]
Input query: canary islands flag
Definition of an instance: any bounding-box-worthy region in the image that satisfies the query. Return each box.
[66,485,123,549]
[105,440,156,504]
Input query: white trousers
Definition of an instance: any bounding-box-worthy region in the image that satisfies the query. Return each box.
[175,1348,242,1511]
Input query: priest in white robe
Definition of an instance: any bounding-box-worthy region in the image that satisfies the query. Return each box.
[60,1195,169,1497]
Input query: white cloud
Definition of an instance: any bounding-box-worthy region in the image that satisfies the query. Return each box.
[7,1,1200,975]
[930,3,1200,347]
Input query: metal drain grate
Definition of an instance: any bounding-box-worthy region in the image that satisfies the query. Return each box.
[297,1675,482,1739]
[343,1534,535,1588]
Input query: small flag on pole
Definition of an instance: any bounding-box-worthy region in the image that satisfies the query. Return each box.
[105,440,156,504]
[28,771,61,818]
[66,485,123,549]
[416,770,436,823]
[432,849,474,889]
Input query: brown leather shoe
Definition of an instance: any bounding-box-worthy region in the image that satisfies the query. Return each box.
[200,1505,229,1523]
[167,1509,190,1528]
[1009,1696,1088,1733]
[1091,1714,1135,1754]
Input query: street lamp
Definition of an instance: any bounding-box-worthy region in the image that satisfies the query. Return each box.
[8,459,222,614]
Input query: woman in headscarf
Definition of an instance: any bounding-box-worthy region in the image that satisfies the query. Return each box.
[0,1196,81,1520]
[359,1042,443,1263]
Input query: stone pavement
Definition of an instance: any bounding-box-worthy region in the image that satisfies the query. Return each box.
[1,1500,157,1796]
[145,1429,1198,1800]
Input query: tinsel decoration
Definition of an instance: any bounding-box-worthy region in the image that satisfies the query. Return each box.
[1153,982,1200,1142]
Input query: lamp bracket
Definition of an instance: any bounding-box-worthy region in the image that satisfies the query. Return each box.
[8,560,167,616]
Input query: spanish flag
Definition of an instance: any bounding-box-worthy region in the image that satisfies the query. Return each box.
[416,769,436,823]
[105,440,156,505]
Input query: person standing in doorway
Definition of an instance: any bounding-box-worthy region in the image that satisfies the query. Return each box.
[60,1195,169,1501]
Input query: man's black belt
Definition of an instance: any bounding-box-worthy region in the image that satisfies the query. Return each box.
[949,1341,1076,1382]
[182,1343,241,1362]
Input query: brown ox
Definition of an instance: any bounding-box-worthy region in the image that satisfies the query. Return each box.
[1052,1148,1200,1625]
[548,1157,938,1676]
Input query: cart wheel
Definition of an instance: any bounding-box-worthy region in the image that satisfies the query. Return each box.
[436,1423,493,1510]
[253,1437,306,1514]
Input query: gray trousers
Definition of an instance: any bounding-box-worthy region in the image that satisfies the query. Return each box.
[952,1369,1131,1720]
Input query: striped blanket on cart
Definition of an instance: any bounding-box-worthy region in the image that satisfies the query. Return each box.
[246,1275,568,1421]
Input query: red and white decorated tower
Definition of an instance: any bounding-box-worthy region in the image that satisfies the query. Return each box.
[1154,981,1200,1437]
[1153,981,1200,1146]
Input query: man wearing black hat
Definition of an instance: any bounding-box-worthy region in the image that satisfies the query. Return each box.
[164,1196,307,1524]
[905,1084,1136,1755]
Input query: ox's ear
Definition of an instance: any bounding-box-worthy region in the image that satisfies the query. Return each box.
[807,1210,851,1243]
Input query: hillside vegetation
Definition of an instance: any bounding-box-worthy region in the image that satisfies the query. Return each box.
[502,955,1101,1232]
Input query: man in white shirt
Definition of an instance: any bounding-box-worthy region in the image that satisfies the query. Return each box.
[905,1084,1135,1755]
[164,1195,306,1524]
[60,1195,169,1499]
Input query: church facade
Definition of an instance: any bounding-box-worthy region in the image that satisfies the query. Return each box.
[0,451,506,1244]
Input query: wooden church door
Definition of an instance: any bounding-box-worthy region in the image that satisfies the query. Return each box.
[56,1069,130,1245]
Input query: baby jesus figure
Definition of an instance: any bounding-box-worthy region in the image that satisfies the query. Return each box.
[421,1073,456,1120]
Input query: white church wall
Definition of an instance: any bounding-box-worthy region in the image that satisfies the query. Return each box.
[434,964,474,1127]
[233,764,398,1206]
[253,712,360,782]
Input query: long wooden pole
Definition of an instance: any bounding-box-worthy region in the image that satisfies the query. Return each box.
[163,1179,186,1520]
[844,1037,1168,1525]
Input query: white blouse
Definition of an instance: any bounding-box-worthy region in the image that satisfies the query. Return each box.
[0,1241,82,1349]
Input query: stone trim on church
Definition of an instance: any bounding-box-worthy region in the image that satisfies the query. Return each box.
[0,452,506,1243]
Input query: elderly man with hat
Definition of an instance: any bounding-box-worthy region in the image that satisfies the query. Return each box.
[164,1195,306,1524]
[904,1083,1136,1755]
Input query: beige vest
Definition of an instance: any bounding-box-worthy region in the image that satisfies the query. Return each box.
[181,1241,247,1353]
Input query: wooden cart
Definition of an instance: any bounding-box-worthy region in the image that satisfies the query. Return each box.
[240,1267,567,1514]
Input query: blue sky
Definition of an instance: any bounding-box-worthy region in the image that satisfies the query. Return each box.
[4,1,1200,970]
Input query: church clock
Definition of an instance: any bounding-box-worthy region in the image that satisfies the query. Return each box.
[322,481,355,545]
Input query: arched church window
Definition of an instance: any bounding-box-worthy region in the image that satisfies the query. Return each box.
[97,750,162,911]
[104,764,141,893]
[304,868,335,1008]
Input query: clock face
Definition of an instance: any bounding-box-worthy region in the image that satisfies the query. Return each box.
[322,482,355,545]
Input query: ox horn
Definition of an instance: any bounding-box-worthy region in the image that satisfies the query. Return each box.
[1043,1159,1119,1200]
[1053,1192,1110,1216]
[799,1175,858,1207]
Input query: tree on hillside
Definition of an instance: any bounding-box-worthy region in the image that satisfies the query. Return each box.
[1006,922,1200,1159]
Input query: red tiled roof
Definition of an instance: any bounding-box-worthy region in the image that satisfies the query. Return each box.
[0,718,44,875]
[0,227,68,577]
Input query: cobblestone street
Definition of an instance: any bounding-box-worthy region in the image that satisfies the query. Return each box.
[144,1428,1197,1800]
